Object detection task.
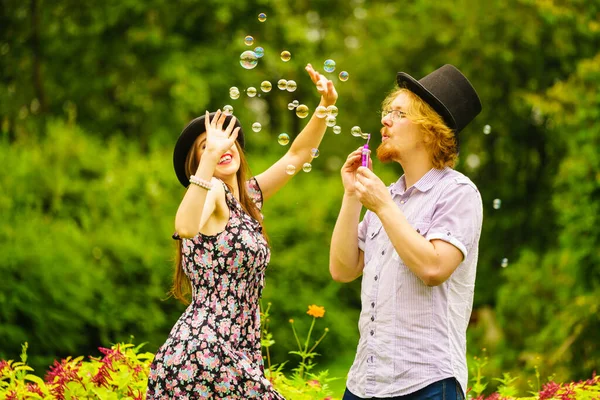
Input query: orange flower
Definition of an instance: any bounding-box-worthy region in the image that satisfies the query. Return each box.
[307,304,326,318]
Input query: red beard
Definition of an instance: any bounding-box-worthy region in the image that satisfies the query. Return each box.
[376,140,398,163]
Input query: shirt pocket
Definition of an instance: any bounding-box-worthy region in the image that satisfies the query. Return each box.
[364,223,383,264]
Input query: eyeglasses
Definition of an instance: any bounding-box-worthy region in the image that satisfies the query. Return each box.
[381,109,407,121]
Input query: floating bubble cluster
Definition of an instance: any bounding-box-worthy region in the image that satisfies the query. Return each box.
[339,71,349,81]
[240,51,258,69]
[260,81,272,92]
[315,106,328,118]
[277,79,288,90]
[280,51,291,62]
[493,198,501,209]
[351,126,362,137]
[333,125,342,134]
[244,36,254,46]
[254,47,264,58]
[252,122,262,132]
[296,104,309,118]
[324,59,336,73]
[285,164,296,175]
[302,163,312,173]
[258,12,267,22]
[229,87,240,99]
[483,125,491,135]
[286,80,297,92]
[223,105,234,115]
[278,133,290,146]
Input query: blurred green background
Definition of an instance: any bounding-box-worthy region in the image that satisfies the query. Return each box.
[1,0,599,396]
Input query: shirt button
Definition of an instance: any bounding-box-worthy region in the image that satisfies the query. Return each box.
[401,200,405,204]
[374,275,378,281]
[417,228,421,234]
[370,330,374,336]
[371,316,375,321]
[371,302,375,308]
[381,250,385,255]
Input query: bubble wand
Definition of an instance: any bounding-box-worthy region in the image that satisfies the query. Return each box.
[361,134,371,167]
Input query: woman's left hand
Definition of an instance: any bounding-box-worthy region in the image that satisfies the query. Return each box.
[305,63,338,107]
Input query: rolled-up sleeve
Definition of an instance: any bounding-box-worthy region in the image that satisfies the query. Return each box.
[358,211,372,251]
[425,183,483,259]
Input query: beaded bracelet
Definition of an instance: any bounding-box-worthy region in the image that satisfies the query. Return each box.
[189,175,213,190]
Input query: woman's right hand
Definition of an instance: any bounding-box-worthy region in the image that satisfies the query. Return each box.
[203,109,240,159]
[341,147,370,196]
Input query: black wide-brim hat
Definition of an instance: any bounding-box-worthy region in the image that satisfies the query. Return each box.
[396,64,482,134]
[173,112,245,187]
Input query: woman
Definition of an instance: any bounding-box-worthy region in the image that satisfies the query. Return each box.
[146,64,337,399]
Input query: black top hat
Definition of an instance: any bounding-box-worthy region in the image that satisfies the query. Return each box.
[173,112,245,188]
[396,64,482,134]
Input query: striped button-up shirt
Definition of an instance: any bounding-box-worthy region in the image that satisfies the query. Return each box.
[347,167,483,398]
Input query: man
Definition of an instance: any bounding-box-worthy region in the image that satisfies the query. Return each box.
[330,65,483,400]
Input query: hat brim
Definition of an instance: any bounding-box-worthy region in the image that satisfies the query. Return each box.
[396,72,457,130]
[173,113,244,188]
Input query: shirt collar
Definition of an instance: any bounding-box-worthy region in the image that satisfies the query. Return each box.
[390,167,449,195]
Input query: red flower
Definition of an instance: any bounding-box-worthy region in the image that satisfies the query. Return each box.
[539,381,561,400]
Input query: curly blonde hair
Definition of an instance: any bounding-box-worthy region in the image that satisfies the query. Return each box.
[381,87,458,169]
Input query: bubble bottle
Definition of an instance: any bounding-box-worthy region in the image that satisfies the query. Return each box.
[361,134,371,167]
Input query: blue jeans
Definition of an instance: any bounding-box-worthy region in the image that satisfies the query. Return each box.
[342,377,464,400]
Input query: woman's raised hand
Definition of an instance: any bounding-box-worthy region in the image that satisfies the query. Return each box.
[203,110,240,157]
[305,63,338,107]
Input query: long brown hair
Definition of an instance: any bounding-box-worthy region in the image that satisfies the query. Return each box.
[170,138,267,304]
[382,87,458,169]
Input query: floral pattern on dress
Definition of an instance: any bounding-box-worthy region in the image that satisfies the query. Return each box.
[147,178,284,399]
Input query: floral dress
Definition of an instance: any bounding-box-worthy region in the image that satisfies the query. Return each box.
[147,178,284,399]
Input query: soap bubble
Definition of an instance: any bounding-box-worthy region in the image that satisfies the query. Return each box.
[260,81,272,92]
[302,163,312,172]
[296,104,309,118]
[286,80,297,92]
[254,46,264,58]
[339,71,349,81]
[333,125,342,134]
[287,103,295,110]
[277,79,288,90]
[240,51,258,69]
[252,122,262,132]
[246,87,257,97]
[351,126,362,137]
[258,12,267,22]
[324,59,336,73]
[244,36,254,46]
[229,87,240,99]
[493,198,501,209]
[292,100,299,107]
[278,133,290,146]
[310,148,320,158]
[280,50,291,62]
[360,132,370,140]
[326,116,337,127]
[483,125,491,135]
[285,164,296,175]
[501,258,508,268]
[223,105,234,115]
[326,105,338,117]
[315,105,328,118]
